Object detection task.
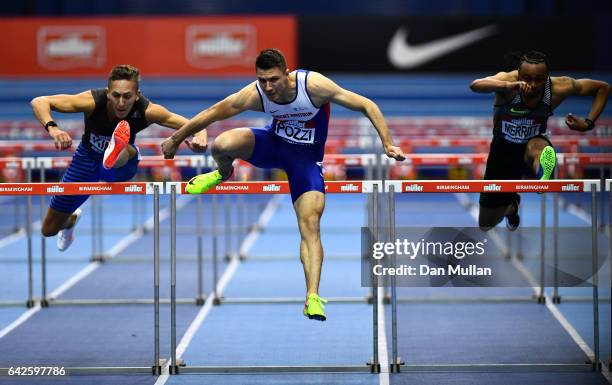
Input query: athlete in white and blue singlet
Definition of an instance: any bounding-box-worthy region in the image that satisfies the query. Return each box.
[161,48,405,321]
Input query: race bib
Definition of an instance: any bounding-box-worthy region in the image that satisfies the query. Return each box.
[501,120,541,144]
[274,120,315,144]
[90,133,111,153]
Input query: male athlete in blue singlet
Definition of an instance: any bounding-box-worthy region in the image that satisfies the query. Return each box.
[471,51,609,231]
[31,65,207,251]
[161,49,406,321]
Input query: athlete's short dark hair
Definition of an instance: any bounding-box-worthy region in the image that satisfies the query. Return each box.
[519,51,549,71]
[255,49,287,72]
[505,51,549,72]
[108,64,140,89]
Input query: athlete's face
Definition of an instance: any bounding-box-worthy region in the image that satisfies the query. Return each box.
[256,66,290,103]
[518,62,548,97]
[107,80,139,120]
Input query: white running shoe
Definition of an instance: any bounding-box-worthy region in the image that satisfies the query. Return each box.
[57,208,82,252]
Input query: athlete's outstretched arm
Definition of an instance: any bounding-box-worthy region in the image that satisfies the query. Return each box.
[30,91,95,150]
[145,103,207,152]
[146,103,188,130]
[161,84,261,159]
[306,72,405,161]
[557,77,611,131]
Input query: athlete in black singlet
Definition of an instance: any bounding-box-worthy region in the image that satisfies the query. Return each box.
[31,65,207,251]
[470,51,610,231]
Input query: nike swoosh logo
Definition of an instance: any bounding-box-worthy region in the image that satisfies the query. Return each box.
[388,25,497,69]
[510,107,529,114]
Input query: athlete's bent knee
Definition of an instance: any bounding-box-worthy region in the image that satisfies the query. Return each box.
[211,135,235,157]
[526,138,547,157]
[41,223,60,237]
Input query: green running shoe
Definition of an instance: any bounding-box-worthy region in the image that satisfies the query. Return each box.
[186,170,224,194]
[303,293,327,322]
[538,146,556,180]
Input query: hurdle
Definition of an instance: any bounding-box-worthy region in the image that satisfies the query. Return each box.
[0,157,36,307]
[383,179,605,373]
[165,180,383,374]
[0,181,163,375]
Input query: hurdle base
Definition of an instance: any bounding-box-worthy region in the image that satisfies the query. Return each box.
[367,359,380,373]
[90,255,109,263]
[390,357,405,373]
[26,299,35,308]
[397,363,593,372]
[176,365,374,374]
[591,361,602,372]
[552,295,561,304]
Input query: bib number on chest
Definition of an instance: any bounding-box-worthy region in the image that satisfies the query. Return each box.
[274,121,315,144]
[90,133,111,153]
[501,121,541,144]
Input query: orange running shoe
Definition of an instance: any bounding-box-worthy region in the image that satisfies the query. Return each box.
[103,120,131,170]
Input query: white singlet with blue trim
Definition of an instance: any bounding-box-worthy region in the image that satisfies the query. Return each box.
[255,70,323,145]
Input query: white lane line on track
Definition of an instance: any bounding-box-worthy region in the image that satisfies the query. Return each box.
[455,192,598,363]
[0,218,43,249]
[0,228,25,249]
[154,195,282,384]
[0,195,193,340]
[239,196,279,257]
[0,305,41,339]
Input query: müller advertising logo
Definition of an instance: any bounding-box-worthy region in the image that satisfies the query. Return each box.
[47,185,64,193]
[262,184,281,192]
[404,183,423,192]
[124,184,143,193]
[561,183,581,192]
[186,24,256,69]
[37,26,106,70]
[483,183,501,191]
[340,183,359,192]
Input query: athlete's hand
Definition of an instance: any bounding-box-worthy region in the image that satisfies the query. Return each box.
[565,113,589,131]
[384,144,406,161]
[161,136,181,159]
[185,130,208,153]
[48,126,72,150]
[507,81,531,95]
